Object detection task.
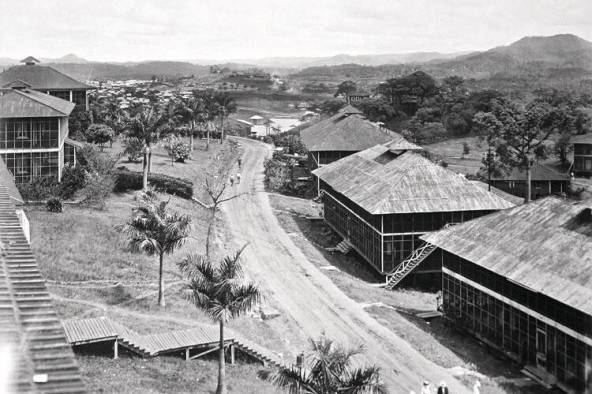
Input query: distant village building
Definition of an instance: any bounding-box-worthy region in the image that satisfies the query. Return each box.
[301,105,415,169]
[348,91,371,102]
[489,163,570,200]
[571,134,592,176]
[0,87,77,183]
[0,57,92,110]
[422,197,592,394]
[250,117,302,138]
[249,114,265,125]
[312,143,515,284]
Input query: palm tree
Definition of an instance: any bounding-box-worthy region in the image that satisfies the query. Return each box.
[175,95,205,151]
[177,246,261,394]
[121,196,191,307]
[260,336,387,394]
[126,106,169,190]
[213,92,237,144]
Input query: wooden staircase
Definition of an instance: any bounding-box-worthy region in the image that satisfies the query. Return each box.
[384,242,438,289]
[325,239,353,254]
[232,337,283,368]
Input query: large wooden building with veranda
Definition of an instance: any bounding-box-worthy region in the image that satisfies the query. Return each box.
[422,197,592,394]
[300,105,420,169]
[312,142,516,286]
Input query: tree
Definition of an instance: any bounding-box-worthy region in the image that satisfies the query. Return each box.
[318,98,346,116]
[473,111,503,191]
[175,95,206,151]
[120,196,191,306]
[554,132,574,168]
[334,80,357,103]
[260,335,387,394]
[213,92,237,144]
[86,123,114,150]
[178,247,261,394]
[125,106,170,190]
[462,141,471,159]
[69,107,93,141]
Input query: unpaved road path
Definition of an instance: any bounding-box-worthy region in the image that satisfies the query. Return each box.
[222,137,470,393]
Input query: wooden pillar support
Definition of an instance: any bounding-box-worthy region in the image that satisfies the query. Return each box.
[185,348,190,361]
[230,344,235,365]
[113,340,118,359]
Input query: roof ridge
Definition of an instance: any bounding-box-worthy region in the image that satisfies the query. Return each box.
[38,64,91,88]
[12,89,69,115]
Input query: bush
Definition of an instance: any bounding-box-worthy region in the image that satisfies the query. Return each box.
[17,177,60,201]
[86,123,114,148]
[60,164,87,199]
[79,170,115,209]
[124,137,144,162]
[46,198,63,213]
[114,168,193,199]
[164,136,191,163]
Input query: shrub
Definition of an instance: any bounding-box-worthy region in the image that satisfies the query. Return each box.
[86,124,115,149]
[46,198,63,213]
[60,164,87,199]
[114,168,193,199]
[17,177,60,201]
[164,136,191,163]
[79,170,115,209]
[124,137,144,162]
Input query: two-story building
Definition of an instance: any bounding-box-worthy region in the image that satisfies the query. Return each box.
[0,56,92,110]
[571,134,592,176]
[0,86,76,183]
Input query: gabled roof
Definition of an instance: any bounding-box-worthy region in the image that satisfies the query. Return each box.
[314,145,515,214]
[0,185,86,393]
[469,180,524,206]
[422,197,592,316]
[571,133,592,144]
[0,64,91,90]
[300,111,413,152]
[490,162,569,182]
[0,88,75,118]
[20,56,40,64]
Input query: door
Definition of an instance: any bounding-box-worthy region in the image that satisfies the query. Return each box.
[536,328,547,369]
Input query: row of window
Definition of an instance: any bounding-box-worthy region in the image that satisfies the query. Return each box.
[0,118,59,149]
[443,251,592,337]
[443,274,592,392]
[48,90,87,107]
[0,152,59,183]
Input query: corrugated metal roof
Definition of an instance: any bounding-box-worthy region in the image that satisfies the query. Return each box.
[422,197,592,316]
[0,65,91,90]
[300,111,417,152]
[571,133,592,144]
[490,162,569,182]
[314,145,516,214]
[0,185,85,393]
[0,88,75,118]
[469,180,524,206]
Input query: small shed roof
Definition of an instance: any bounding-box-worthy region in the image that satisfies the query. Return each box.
[0,64,91,90]
[249,114,264,120]
[490,163,569,182]
[314,145,515,214]
[422,197,592,316]
[301,111,413,152]
[0,88,75,118]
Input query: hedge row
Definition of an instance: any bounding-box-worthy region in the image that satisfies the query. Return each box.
[114,168,194,199]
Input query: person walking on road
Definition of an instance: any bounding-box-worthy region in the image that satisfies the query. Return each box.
[237,157,242,168]
[229,174,234,187]
[236,172,241,184]
[437,381,449,394]
[421,381,432,394]
[473,380,481,394]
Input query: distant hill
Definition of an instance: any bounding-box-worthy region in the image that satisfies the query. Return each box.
[45,53,89,64]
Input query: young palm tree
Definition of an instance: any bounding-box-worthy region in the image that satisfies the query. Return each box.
[121,197,191,307]
[126,106,169,190]
[177,247,261,394]
[213,92,237,144]
[260,336,387,394]
[175,95,205,151]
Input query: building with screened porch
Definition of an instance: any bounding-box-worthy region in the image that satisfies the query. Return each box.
[422,197,592,393]
[312,142,515,287]
[0,56,91,110]
[0,86,77,183]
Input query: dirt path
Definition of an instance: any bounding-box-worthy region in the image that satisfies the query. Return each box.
[221,137,471,393]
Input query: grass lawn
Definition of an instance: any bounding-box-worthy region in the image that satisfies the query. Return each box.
[268,193,554,394]
[29,137,283,393]
[426,136,486,175]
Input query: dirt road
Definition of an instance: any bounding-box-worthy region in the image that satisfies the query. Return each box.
[222,137,470,393]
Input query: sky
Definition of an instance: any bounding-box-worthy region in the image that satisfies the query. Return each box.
[0,0,591,62]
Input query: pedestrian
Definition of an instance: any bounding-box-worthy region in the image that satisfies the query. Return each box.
[236,172,241,184]
[420,381,431,394]
[229,175,234,186]
[237,157,242,168]
[473,380,481,394]
[437,381,448,394]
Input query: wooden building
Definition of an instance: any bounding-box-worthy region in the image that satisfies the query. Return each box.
[571,134,592,176]
[489,163,570,200]
[300,105,420,169]
[0,57,92,110]
[422,197,592,394]
[0,87,78,183]
[312,143,515,284]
